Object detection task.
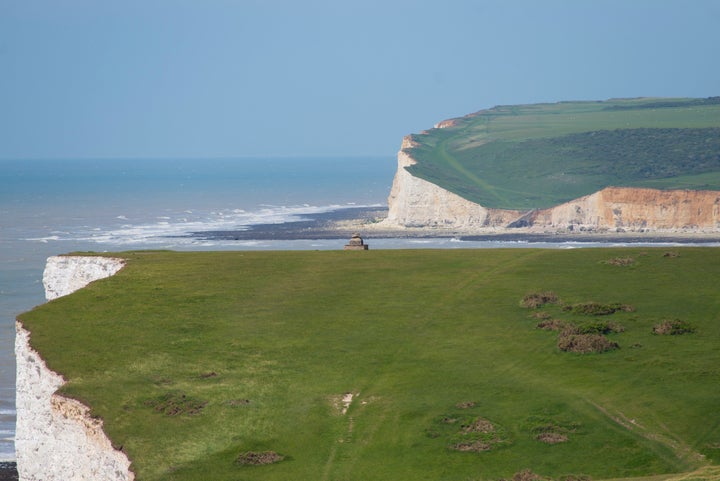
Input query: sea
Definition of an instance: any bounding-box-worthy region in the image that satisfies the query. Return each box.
[1,156,719,463]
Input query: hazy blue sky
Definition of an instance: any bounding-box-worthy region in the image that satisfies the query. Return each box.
[2,0,719,159]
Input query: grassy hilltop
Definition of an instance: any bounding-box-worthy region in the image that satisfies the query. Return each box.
[19,249,720,481]
[406,97,720,210]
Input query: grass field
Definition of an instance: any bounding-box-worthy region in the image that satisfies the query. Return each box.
[19,248,720,481]
[405,97,720,209]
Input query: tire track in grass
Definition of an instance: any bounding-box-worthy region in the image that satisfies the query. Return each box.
[589,401,707,469]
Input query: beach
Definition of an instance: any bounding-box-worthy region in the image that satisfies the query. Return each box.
[189,205,720,245]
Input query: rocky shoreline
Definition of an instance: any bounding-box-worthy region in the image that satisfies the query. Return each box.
[0,462,17,481]
[188,206,720,244]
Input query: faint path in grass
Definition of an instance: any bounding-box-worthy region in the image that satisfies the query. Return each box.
[590,401,708,469]
[664,465,720,481]
[319,249,546,481]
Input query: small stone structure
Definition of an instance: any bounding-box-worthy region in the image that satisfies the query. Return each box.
[344,233,369,250]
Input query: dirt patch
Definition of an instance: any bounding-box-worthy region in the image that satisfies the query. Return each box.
[536,432,568,444]
[235,451,284,466]
[452,440,493,452]
[462,417,496,434]
[456,401,476,409]
[330,392,357,415]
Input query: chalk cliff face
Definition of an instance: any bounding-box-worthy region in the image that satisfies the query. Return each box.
[382,137,518,229]
[16,256,133,481]
[383,139,720,232]
[43,255,125,300]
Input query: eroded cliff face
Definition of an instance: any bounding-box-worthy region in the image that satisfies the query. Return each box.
[383,141,720,232]
[533,187,720,231]
[16,256,133,481]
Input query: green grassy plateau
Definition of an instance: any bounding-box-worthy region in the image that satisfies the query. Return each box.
[20,249,720,481]
[406,97,720,209]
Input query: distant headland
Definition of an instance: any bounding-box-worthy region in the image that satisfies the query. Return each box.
[376,97,720,236]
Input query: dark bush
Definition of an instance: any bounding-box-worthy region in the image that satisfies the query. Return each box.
[652,319,696,335]
[557,333,619,354]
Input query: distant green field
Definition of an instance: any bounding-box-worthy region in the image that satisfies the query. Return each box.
[20,249,720,481]
[406,97,720,209]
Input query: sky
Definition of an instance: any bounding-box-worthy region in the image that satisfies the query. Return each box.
[1,0,719,159]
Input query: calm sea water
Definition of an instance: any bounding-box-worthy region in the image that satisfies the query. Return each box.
[1,157,716,462]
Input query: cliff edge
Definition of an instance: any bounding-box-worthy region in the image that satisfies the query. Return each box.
[15,256,133,481]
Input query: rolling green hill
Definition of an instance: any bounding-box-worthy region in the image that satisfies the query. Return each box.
[405,97,720,210]
[19,249,720,481]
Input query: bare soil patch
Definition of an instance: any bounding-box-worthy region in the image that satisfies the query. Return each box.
[536,432,569,444]
[235,451,284,466]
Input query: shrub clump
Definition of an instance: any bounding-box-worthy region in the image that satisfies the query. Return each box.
[521,291,559,309]
[603,256,635,266]
[652,319,696,335]
[445,416,510,453]
[235,451,285,466]
[536,319,570,331]
[562,302,634,316]
[557,333,619,354]
[573,320,625,335]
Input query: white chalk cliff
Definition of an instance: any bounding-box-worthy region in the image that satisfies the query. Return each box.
[381,136,720,232]
[382,136,518,229]
[15,255,133,481]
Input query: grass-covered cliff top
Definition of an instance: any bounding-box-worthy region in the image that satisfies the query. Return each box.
[19,249,720,481]
[406,97,720,209]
